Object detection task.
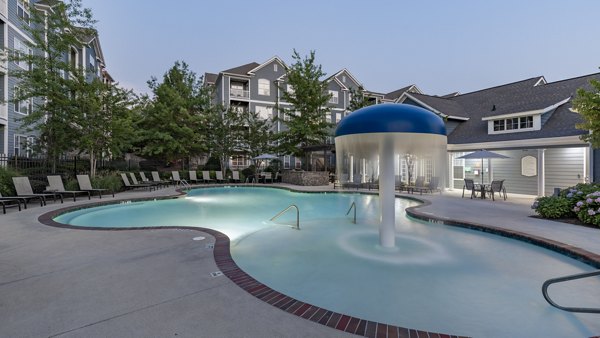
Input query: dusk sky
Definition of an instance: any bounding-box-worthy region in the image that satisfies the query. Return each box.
[82,0,600,96]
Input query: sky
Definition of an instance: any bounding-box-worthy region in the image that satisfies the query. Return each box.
[81,0,600,97]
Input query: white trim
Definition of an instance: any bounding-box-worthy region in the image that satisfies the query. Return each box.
[221,72,251,78]
[534,76,547,86]
[326,76,347,90]
[331,69,363,88]
[447,135,587,151]
[6,21,35,45]
[247,56,286,74]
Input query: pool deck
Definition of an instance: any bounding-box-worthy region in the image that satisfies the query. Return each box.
[1,183,598,337]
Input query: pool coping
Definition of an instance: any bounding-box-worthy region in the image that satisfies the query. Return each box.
[37,185,600,338]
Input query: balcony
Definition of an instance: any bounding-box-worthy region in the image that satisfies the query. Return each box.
[0,103,7,121]
[0,0,6,19]
[230,88,249,99]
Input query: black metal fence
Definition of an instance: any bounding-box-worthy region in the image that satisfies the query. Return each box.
[0,154,140,179]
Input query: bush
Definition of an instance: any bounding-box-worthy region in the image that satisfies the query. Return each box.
[92,174,123,192]
[572,191,600,226]
[0,167,20,196]
[241,165,255,178]
[533,196,573,219]
[202,157,221,171]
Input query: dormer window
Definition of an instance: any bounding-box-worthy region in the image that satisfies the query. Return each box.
[488,115,537,134]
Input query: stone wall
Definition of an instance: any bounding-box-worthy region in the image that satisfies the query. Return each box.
[282,171,329,186]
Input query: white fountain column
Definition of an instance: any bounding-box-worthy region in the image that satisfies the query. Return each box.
[379,135,395,247]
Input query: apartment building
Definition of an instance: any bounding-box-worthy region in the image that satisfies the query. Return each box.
[205,56,419,170]
[0,0,112,156]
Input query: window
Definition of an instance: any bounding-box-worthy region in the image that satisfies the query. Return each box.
[14,86,31,115]
[329,90,338,104]
[492,115,534,132]
[335,113,342,123]
[342,75,346,83]
[258,79,270,96]
[295,157,302,169]
[348,92,352,103]
[231,156,247,169]
[13,38,31,70]
[284,155,291,169]
[17,0,30,24]
[14,134,33,157]
[255,105,272,120]
[520,116,533,129]
[325,113,331,123]
[88,52,95,69]
[70,48,78,70]
[286,84,294,94]
[274,64,278,72]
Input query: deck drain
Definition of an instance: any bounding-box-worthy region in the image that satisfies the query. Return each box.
[210,271,223,277]
[205,243,214,249]
[193,236,205,241]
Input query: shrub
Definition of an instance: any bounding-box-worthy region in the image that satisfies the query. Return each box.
[0,167,20,196]
[533,196,573,219]
[241,165,255,178]
[92,174,123,192]
[573,191,600,227]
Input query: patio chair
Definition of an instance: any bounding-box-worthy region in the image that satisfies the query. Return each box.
[0,193,24,213]
[140,172,164,189]
[77,174,114,198]
[231,170,241,183]
[130,173,158,190]
[151,171,171,187]
[171,171,190,187]
[462,178,479,199]
[262,172,273,183]
[46,175,91,202]
[415,177,441,194]
[202,171,214,184]
[12,176,63,205]
[188,171,201,184]
[215,171,225,183]
[403,176,425,194]
[486,179,507,201]
[121,173,154,191]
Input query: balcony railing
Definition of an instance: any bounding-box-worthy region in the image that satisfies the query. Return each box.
[329,97,339,104]
[230,88,249,98]
[0,103,7,120]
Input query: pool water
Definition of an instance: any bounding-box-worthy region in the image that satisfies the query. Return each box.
[54,187,600,337]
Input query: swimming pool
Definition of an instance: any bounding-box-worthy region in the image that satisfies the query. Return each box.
[54,187,600,337]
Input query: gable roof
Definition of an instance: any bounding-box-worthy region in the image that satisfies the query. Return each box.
[248,56,287,74]
[385,85,421,100]
[204,72,218,85]
[222,62,260,76]
[327,69,363,89]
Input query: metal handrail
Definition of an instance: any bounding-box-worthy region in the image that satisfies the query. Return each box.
[346,202,356,224]
[542,269,600,313]
[270,204,300,230]
[177,179,191,190]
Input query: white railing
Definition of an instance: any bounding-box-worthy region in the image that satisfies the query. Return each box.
[0,0,7,19]
[0,103,7,120]
[230,88,249,98]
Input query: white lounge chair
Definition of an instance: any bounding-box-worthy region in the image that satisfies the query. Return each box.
[151,171,171,187]
[215,171,225,183]
[189,171,201,184]
[171,171,190,187]
[202,171,214,184]
[231,170,241,183]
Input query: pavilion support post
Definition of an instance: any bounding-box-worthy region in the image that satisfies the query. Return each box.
[379,136,395,248]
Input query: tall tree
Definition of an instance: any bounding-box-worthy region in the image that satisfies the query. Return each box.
[239,109,274,165]
[73,76,136,177]
[137,61,209,166]
[276,50,333,165]
[347,86,373,112]
[205,106,244,174]
[573,76,600,148]
[6,0,96,171]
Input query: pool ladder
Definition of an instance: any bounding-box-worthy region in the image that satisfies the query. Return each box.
[542,269,600,313]
[176,179,191,190]
[270,204,300,230]
[346,202,357,224]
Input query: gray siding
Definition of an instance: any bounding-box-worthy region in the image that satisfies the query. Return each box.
[249,60,284,102]
[445,120,461,136]
[489,150,538,195]
[544,147,585,196]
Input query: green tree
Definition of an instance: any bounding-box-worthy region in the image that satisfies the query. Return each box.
[5,0,95,171]
[137,61,209,167]
[205,106,244,174]
[240,109,275,166]
[276,50,333,166]
[348,86,373,112]
[73,76,136,177]
[573,76,600,148]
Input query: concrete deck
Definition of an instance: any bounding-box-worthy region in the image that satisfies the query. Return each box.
[0,183,598,337]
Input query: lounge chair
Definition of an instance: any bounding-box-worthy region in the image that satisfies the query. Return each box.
[231,170,241,183]
[402,176,425,194]
[0,193,24,213]
[140,172,163,189]
[12,176,63,205]
[262,172,273,183]
[130,173,159,189]
[486,179,507,201]
[215,171,225,183]
[77,174,114,198]
[151,171,171,187]
[46,175,91,202]
[414,177,441,195]
[202,171,214,184]
[188,171,201,184]
[171,171,189,187]
[121,173,154,191]
[462,178,479,199]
